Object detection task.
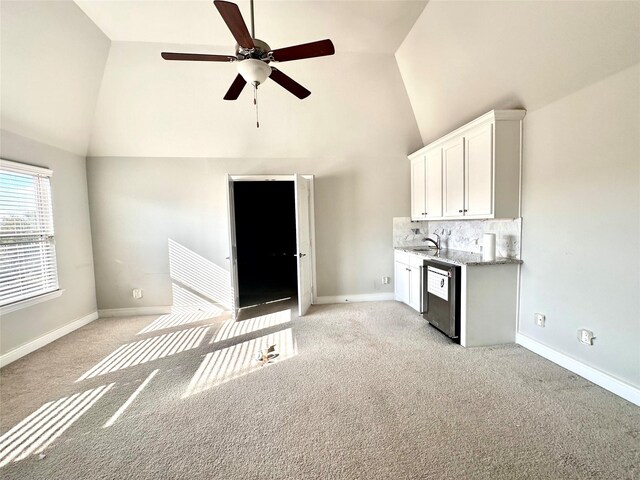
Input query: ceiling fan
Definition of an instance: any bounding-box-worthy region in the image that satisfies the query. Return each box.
[161,0,335,125]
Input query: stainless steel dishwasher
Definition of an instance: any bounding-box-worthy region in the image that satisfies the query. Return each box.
[422,260,461,341]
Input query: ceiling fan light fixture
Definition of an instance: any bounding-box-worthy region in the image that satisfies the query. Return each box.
[237,59,271,86]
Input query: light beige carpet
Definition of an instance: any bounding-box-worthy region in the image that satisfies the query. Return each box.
[1,300,638,479]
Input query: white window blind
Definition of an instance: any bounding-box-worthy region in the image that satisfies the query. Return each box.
[0,159,59,307]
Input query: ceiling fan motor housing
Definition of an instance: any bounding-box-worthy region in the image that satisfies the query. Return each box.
[236,39,271,61]
[236,39,272,86]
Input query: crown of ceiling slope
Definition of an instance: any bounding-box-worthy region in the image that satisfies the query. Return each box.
[161,0,335,127]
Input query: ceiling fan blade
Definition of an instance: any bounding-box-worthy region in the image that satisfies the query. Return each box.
[224,74,247,100]
[269,68,311,99]
[161,52,236,62]
[214,0,255,49]
[268,39,335,63]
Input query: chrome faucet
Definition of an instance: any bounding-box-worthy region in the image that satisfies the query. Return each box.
[423,233,440,250]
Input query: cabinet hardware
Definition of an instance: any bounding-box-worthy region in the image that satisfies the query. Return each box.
[458,209,463,213]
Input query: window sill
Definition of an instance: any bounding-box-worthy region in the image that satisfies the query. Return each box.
[0,290,65,316]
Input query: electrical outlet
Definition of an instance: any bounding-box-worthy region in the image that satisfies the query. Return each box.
[578,329,595,345]
[534,313,545,327]
[132,288,143,299]
[382,276,390,285]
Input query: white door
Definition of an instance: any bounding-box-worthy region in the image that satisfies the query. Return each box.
[410,156,426,220]
[465,122,494,217]
[294,174,313,316]
[225,174,240,319]
[442,138,465,217]
[424,148,443,219]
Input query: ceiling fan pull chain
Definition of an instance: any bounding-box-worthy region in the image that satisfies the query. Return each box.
[254,84,258,128]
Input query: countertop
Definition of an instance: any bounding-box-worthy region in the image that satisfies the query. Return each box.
[395,247,523,266]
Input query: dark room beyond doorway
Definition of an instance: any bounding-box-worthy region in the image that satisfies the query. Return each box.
[233,181,297,308]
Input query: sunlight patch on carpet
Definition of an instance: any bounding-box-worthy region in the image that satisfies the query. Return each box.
[77,326,209,381]
[0,383,114,467]
[211,309,291,343]
[103,370,158,428]
[183,328,297,398]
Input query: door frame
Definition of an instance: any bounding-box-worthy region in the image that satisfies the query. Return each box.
[226,174,317,310]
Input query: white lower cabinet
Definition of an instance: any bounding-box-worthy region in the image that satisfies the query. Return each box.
[408,260,423,312]
[460,263,519,347]
[394,258,410,304]
[394,251,423,313]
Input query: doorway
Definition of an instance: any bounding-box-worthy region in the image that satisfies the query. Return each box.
[234,181,297,308]
[226,175,315,317]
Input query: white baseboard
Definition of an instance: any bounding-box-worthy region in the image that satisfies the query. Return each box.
[98,306,172,317]
[516,333,640,406]
[0,311,99,368]
[315,293,395,305]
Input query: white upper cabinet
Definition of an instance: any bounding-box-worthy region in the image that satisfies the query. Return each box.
[442,137,465,217]
[464,122,493,217]
[410,148,443,220]
[410,156,427,220]
[408,110,525,221]
[425,148,443,219]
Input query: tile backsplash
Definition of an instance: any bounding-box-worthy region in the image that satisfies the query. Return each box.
[393,217,522,259]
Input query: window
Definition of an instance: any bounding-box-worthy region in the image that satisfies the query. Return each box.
[0,159,59,307]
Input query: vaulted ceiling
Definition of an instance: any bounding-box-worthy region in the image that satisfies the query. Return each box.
[76,1,427,158]
[74,0,427,54]
[2,1,638,159]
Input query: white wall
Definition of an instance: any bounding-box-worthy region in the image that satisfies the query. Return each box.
[0,1,109,357]
[519,64,640,387]
[0,0,111,156]
[0,131,98,356]
[396,1,640,146]
[86,44,421,310]
[396,1,640,388]
[87,155,411,309]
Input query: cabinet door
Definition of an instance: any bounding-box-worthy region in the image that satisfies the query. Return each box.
[409,265,423,312]
[442,137,465,217]
[465,123,494,217]
[425,148,443,219]
[410,156,426,220]
[394,261,410,304]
